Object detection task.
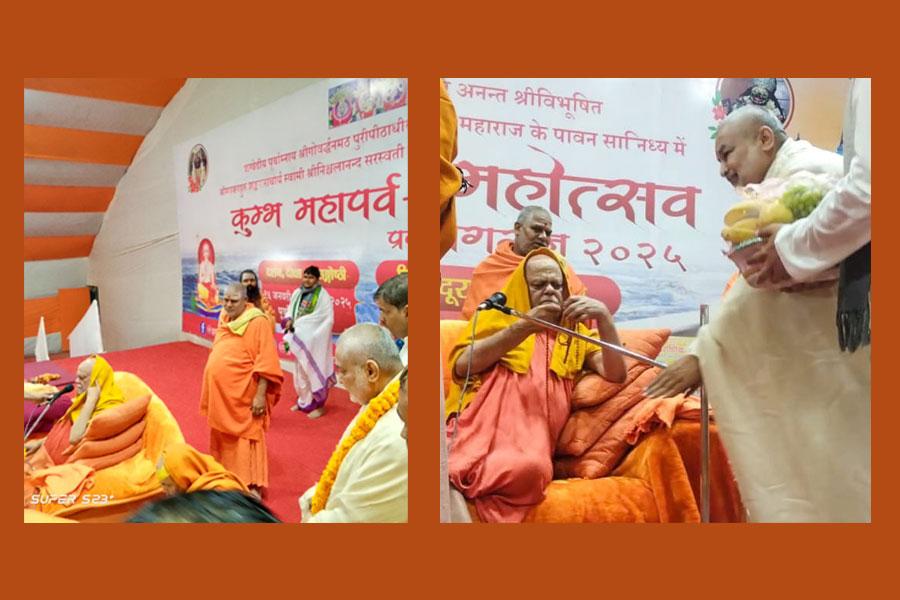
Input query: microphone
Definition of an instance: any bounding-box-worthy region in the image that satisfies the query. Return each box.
[24,383,74,441]
[44,384,74,405]
[476,292,507,311]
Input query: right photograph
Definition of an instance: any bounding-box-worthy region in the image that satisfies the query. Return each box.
[438,78,871,523]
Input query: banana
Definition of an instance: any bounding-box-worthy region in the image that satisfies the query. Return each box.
[758,201,795,226]
[721,217,760,243]
[723,200,763,226]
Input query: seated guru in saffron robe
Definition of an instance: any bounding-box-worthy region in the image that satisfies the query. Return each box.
[460,207,587,320]
[25,355,125,468]
[446,248,626,522]
[201,284,283,493]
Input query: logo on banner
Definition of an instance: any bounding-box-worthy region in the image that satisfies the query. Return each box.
[710,78,795,137]
[189,144,209,193]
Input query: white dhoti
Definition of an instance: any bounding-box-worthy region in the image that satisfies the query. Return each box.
[696,278,870,522]
[284,286,335,413]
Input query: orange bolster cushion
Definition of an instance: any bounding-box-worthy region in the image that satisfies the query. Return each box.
[83,395,151,440]
[72,436,144,471]
[554,391,655,480]
[571,329,670,409]
[558,367,662,457]
[68,418,146,462]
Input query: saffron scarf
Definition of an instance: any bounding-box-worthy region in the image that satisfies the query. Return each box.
[63,356,125,424]
[445,247,598,418]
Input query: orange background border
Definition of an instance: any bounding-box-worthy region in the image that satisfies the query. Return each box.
[5,3,895,596]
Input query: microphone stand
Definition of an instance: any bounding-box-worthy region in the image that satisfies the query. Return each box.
[24,394,66,441]
[698,304,711,523]
[484,302,668,369]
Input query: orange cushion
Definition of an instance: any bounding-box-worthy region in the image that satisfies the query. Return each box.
[440,320,469,398]
[68,418,146,461]
[558,367,661,458]
[83,395,150,440]
[72,437,143,471]
[571,329,670,409]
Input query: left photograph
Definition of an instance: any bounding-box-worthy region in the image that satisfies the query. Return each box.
[24,77,409,523]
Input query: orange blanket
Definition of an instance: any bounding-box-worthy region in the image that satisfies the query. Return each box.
[463,420,744,523]
[200,306,283,487]
[460,240,587,319]
[523,421,744,523]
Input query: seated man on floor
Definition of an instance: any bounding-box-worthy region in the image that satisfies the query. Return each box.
[156,442,250,495]
[25,355,125,466]
[300,323,408,522]
[460,206,586,319]
[446,248,626,523]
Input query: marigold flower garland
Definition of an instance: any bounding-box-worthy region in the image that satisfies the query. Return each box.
[310,376,401,514]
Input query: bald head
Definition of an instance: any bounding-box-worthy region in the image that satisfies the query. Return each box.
[337,323,402,370]
[222,282,248,320]
[717,105,786,142]
[714,105,787,188]
[225,282,247,299]
[513,207,553,256]
[524,253,565,315]
[515,206,551,225]
[74,356,97,395]
[335,323,403,405]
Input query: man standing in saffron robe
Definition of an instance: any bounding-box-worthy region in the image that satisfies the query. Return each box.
[460,206,587,319]
[240,269,278,333]
[201,283,282,497]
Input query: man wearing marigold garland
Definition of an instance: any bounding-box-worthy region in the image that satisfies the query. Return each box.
[299,323,407,523]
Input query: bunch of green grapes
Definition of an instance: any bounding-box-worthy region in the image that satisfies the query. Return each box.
[780,184,826,219]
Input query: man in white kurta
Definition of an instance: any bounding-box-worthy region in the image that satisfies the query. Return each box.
[647,103,870,521]
[283,266,335,418]
[738,78,871,521]
[299,324,407,522]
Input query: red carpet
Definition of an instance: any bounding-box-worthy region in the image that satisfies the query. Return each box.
[48,342,357,522]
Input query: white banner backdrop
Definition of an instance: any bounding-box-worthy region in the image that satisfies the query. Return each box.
[175,78,408,349]
[441,78,847,330]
